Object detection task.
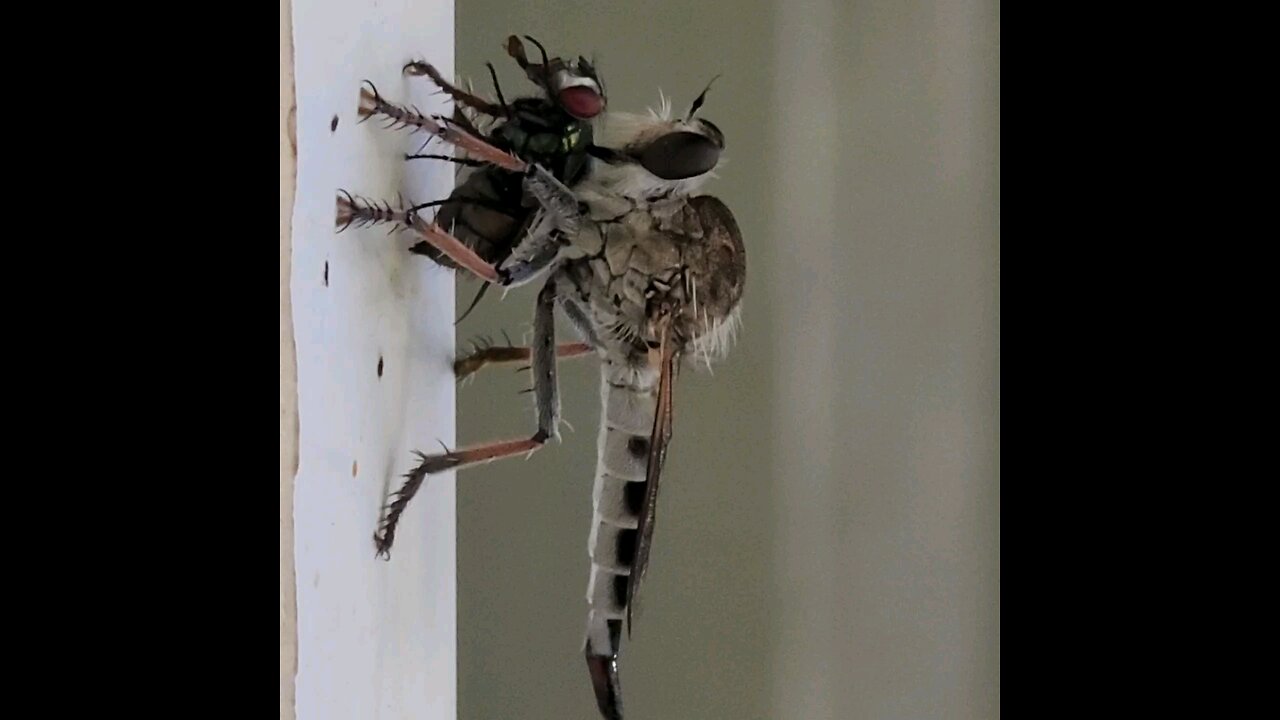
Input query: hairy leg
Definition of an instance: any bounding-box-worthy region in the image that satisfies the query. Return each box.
[403,60,505,117]
[374,279,566,558]
[455,340,593,380]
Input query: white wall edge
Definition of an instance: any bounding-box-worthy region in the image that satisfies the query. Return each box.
[281,0,299,716]
[290,0,457,717]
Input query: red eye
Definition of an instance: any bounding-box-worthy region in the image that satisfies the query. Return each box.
[559,86,603,119]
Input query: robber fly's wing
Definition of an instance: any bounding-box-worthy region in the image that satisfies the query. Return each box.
[626,320,678,634]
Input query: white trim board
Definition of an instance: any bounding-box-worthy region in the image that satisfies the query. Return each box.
[290,0,457,717]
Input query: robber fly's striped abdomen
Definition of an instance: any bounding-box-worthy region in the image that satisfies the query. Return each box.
[554,191,744,718]
[585,362,657,654]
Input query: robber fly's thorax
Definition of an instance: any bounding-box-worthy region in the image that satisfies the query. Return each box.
[558,193,745,366]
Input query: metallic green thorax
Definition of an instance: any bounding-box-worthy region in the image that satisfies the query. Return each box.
[494,98,595,186]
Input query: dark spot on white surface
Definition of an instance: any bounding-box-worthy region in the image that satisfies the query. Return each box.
[352,460,358,477]
[331,115,339,132]
[377,356,384,378]
[323,261,329,286]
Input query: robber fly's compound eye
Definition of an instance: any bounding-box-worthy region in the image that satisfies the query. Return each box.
[697,119,725,150]
[638,131,723,180]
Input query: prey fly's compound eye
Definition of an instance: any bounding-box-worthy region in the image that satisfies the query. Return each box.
[560,87,604,118]
[638,131,723,180]
[555,73,605,119]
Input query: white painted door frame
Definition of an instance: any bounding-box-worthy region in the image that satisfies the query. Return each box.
[283,0,458,717]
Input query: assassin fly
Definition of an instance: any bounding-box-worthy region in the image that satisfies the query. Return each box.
[337,68,742,720]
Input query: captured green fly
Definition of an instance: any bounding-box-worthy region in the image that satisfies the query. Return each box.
[348,35,607,323]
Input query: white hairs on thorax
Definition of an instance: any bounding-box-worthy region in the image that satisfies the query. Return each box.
[649,89,673,121]
[689,304,743,372]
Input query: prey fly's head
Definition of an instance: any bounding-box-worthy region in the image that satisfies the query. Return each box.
[507,35,606,120]
[587,77,727,200]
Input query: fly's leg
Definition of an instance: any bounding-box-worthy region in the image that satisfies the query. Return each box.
[455,292,604,380]
[357,82,526,172]
[561,297,606,349]
[335,192,556,287]
[403,60,510,118]
[497,207,566,285]
[374,278,565,559]
[356,80,581,213]
[401,205,564,287]
[336,174,569,289]
[344,84,583,284]
[455,339,593,381]
[335,191,504,283]
[523,164,585,233]
[432,166,582,284]
[404,153,488,168]
[356,79,579,225]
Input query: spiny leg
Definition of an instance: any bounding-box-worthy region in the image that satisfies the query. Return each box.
[448,105,485,140]
[357,79,592,212]
[374,278,564,558]
[336,177,566,289]
[412,209,505,283]
[333,191,499,280]
[522,163,585,232]
[345,86,580,284]
[407,197,517,217]
[430,168,581,288]
[373,439,542,558]
[334,191,517,233]
[399,206,563,287]
[357,81,526,172]
[455,340,592,380]
[355,80,581,223]
[403,60,507,118]
[455,215,599,327]
[498,209,566,285]
[562,297,606,349]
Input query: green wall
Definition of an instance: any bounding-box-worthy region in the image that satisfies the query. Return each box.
[452,2,998,718]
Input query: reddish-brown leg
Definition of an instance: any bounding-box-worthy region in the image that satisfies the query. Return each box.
[455,342,593,380]
[374,279,567,560]
[374,437,545,558]
[406,215,503,283]
[358,83,526,172]
[403,60,505,117]
[334,192,504,285]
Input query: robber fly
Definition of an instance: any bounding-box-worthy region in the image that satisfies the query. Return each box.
[348,35,606,323]
[337,73,743,720]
